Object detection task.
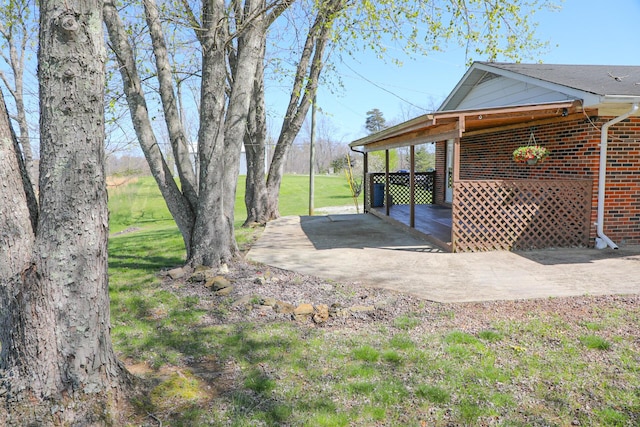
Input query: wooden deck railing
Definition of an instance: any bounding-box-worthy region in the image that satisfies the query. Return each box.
[452,179,593,252]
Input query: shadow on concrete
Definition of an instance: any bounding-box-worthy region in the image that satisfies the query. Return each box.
[515,245,640,266]
[299,214,444,252]
[300,213,640,267]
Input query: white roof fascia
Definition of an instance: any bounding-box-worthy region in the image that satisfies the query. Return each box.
[437,64,484,111]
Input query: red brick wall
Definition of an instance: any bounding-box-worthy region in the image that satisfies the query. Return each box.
[441,116,640,246]
[603,117,640,245]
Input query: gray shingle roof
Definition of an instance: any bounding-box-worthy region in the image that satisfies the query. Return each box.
[480,62,640,97]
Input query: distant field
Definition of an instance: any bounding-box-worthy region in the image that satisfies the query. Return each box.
[108,174,362,234]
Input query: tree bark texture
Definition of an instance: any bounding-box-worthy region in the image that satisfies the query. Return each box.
[243,35,270,225]
[0,2,129,424]
[188,0,267,266]
[188,0,234,266]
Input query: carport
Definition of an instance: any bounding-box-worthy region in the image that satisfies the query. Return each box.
[349,101,593,252]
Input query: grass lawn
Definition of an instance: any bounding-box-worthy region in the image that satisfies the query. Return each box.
[108,174,361,251]
[108,175,640,426]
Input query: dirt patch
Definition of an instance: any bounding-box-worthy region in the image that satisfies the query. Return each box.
[162,259,640,337]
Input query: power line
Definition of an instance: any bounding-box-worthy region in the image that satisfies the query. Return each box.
[340,59,431,112]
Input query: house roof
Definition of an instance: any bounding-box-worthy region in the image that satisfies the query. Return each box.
[351,62,640,152]
[440,62,640,112]
[482,63,640,96]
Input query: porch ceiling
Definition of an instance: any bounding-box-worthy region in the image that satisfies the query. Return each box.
[350,100,592,152]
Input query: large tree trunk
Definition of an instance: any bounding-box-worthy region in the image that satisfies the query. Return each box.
[245,0,343,221]
[188,0,235,266]
[104,0,196,258]
[243,40,271,225]
[143,0,199,209]
[189,0,264,266]
[105,0,296,266]
[0,2,129,424]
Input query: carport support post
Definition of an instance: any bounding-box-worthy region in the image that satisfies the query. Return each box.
[453,138,460,182]
[451,137,461,251]
[410,145,415,228]
[385,149,390,216]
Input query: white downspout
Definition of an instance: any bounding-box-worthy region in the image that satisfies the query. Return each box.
[595,103,639,249]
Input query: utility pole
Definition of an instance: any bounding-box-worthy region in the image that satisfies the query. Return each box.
[309,95,316,215]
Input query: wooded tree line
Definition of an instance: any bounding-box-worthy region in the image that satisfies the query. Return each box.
[0,0,554,423]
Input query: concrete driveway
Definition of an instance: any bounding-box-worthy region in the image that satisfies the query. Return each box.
[246,214,640,303]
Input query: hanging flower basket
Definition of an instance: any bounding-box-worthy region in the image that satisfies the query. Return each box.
[513,145,549,164]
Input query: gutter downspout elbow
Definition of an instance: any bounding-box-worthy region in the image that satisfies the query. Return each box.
[596,103,639,249]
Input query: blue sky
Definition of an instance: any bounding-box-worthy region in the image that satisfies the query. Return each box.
[298,0,640,142]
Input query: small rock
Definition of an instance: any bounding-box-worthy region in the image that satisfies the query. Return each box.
[331,309,349,318]
[189,271,207,283]
[215,286,234,296]
[374,300,389,310]
[205,276,232,291]
[232,295,254,308]
[254,277,267,285]
[167,267,185,280]
[261,297,277,307]
[374,296,398,310]
[313,304,329,324]
[219,263,229,274]
[329,303,348,317]
[294,303,314,316]
[274,301,295,314]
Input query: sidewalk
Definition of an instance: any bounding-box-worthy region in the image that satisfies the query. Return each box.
[247,214,640,303]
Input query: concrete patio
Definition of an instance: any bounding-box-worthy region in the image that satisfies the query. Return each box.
[247,213,640,303]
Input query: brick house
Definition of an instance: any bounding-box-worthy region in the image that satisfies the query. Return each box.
[350,62,640,252]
